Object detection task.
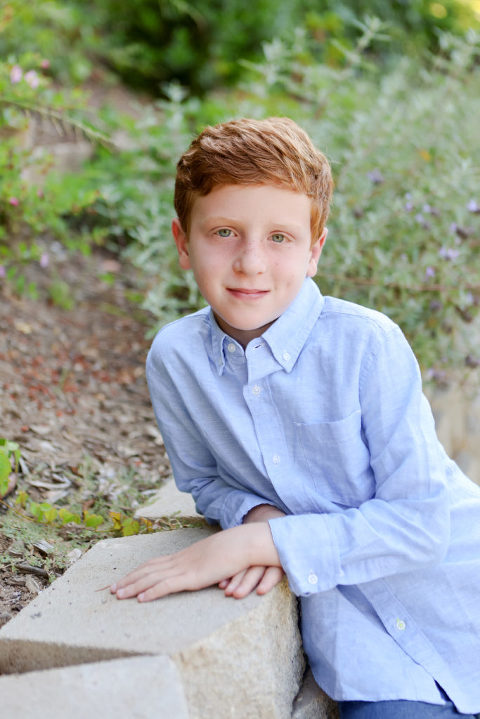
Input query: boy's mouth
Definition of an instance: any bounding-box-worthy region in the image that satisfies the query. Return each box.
[227,288,269,299]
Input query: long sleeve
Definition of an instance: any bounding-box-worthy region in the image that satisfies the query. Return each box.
[146,338,279,528]
[268,323,451,596]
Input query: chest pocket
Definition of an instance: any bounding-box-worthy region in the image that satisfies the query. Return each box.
[294,409,374,507]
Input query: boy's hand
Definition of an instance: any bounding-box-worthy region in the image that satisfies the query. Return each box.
[111,522,281,602]
[218,504,286,599]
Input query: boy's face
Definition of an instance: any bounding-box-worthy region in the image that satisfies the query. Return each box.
[172,184,326,347]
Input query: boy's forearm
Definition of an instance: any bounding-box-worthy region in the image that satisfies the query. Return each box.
[243,503,286,523]
[236,522,282,568]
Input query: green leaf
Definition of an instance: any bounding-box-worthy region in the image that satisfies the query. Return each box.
[43,507,58,523]
[121,518,140,536]
[84,512,104,528]
[0,451,11,483]
[58,508,82,524]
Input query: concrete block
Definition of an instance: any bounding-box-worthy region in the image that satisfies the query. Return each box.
[292,668,339,719]
[0,528,304,719]
[0,655,189,719]
[135,479,201,519]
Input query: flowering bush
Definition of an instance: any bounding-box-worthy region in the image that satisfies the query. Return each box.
[0,48,110,297]
[0,6,478,383]
[116,27,480,382]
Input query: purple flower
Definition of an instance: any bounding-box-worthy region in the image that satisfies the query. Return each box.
[422,203,440,217]
[367,169,384,185]
[24,70,39,89]
[404,201,414,212]
[40,253,49,268]
[467,199,480,214]
[0,266,5,279]
[10,65,22,83]
[439,246,459,260]
[426,367,447,385]
[415,213,431,230]
[424,266,436,279]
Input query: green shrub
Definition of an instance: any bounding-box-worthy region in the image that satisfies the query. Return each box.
[101,27,480,382]
[2,0,478,95]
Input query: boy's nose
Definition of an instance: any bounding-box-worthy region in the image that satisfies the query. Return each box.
[233,241,266,275]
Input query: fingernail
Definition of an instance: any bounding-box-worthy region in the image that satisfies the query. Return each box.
[110,583,117,592]
[138,593,145,602]
[116,589,124,598]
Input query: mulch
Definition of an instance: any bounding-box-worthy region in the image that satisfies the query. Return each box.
[0,248,171,626]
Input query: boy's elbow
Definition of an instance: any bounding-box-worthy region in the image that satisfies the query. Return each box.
[415,511,450,566]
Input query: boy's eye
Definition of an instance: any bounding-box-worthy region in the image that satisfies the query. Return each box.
[216,228,232,238]
[271,233,286,243]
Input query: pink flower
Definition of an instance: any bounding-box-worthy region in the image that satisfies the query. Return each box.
[10,65,22,83]
[40,253,49,269]
[8,197,19,206]
[37,188,44,198]
[25,70,39,89]
[0,266,5,279]
[40,59,50,69]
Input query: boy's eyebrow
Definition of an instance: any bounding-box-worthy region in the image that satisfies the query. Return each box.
[199,216,306,232]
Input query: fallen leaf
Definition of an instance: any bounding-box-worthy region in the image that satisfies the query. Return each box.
[66,548,82,566]
[33,540,54,556]
[25,576,42,594]
[29,424,53,436]
[14,320,33,334]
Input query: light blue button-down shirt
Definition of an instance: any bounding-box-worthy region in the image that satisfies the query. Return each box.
[146,278,480,713]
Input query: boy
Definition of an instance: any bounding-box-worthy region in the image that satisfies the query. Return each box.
[111,118,480,718]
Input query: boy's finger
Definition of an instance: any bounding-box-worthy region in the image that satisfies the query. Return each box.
[230,566,266,598]
[114,568,178,599]
[256,567,284,595]
[111,556,174,593]
[137,574,193,602]
[223,569,248,596]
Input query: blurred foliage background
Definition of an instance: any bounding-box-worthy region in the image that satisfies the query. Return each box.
[1,0,480,383]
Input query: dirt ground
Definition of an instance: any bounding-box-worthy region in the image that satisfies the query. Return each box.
[0,249,172,626]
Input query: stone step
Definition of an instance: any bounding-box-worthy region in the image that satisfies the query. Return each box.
[292,668,339,719]
[0,528,305,718]
[135,478,201,519]
[136,481,339,718]
[0,655,189,719]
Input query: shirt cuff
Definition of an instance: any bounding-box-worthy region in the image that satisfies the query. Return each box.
[220,492,276,530]
[268,514,342,596]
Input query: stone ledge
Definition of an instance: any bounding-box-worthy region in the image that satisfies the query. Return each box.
[0,529,306,718]
[0,655,189,719]
[292,668,339,719]
[135,478,201,519]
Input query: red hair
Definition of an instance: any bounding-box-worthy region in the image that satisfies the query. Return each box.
[174,117,333,244]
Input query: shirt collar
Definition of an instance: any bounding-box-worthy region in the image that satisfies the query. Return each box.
[262,278,324,372]
[209,278,324,375]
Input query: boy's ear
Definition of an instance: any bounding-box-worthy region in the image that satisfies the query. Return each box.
[306,227,328,278]
[172,218,191,270]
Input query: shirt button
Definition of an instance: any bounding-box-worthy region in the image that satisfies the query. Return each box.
[227,343,236,353]
[252,385,262,395]
[272,454,280,464]
[282,351,291,362]
[308,572,318,585]
[396,619,406,631]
